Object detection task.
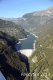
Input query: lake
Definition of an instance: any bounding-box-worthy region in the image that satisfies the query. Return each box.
[16,33,36,50]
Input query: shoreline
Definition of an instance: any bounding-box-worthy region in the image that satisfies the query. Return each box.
[19,37,27,41]
[17,31,38,58]
[30,32,38,52]
[17,41,21,44]
[30,32,38,39]
[33,40,36,51]
[17,34,29,44]
[19,33,29,41]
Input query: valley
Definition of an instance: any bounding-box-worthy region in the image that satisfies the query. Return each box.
[0,7,53,80]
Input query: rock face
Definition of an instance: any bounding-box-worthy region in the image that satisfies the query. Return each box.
[1,7,53,36]
[0,19,27,39]
[0,32,29,80]
[12,7,53,36]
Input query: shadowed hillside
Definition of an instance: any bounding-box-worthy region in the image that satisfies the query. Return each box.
[0,19,27,40]
[0,32,30,80]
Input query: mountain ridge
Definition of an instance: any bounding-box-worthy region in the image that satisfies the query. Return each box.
[13,7,53,36]
[0,19,27,40]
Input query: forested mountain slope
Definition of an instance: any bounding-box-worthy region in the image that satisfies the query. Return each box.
[0,19,27,40]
